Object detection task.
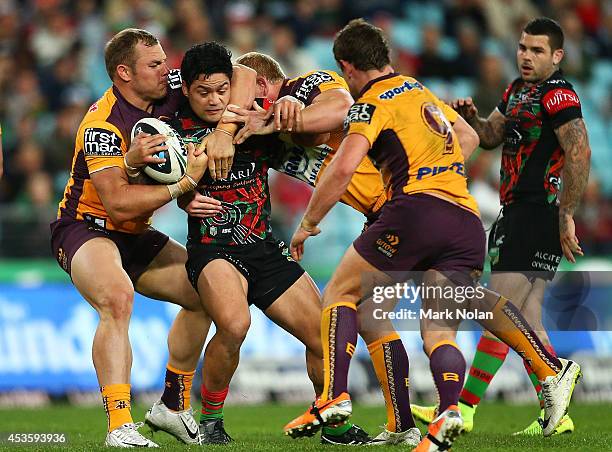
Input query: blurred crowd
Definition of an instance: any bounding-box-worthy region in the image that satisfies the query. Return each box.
[0,0,610,258]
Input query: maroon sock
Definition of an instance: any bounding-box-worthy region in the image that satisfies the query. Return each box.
[429,343,466,413]
[387,339,416,430]
[323,304,358,399]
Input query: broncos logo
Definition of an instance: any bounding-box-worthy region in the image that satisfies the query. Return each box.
[421,103,454,154]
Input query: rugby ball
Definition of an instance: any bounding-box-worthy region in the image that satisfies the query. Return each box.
[130,118,187,184]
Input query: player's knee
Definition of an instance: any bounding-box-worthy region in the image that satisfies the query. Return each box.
[218,317,250,346]
[96,287,134,323]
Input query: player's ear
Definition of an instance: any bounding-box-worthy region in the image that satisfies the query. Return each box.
[256,75,268,97]
[552,48,564,66]
[116,64,132,83]
[338,60,351,76]
[182,81,189,97]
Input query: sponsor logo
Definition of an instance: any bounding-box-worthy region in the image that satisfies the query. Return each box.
[224,162,256,181]
[276,143,331,185]
[83,128,123,157]
[167,69,182,90]
[294,71,333,101]
[281,244,295,262]
[543,88,580,114]
[83,214,107,229]
[416,162,465,180]
[442,372,460,382]
[179,417,199,439]
[58,248,68,271]
[379,79,423,100]
[375,231,400,258]
[531,250,562,271]
[88,102,98,113]
[345,103,376,128]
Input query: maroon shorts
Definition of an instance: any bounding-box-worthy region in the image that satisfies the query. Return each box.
[353,193,485,283]
[50,218,169,282]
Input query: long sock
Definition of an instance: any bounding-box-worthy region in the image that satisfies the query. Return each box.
[367,332,416,432]
[429,341,466,414]
[101,384,132,432]
[524,344,557,409]
[160,364,195,411]
[200,383,229,422]
[480,296,562,379]
[460,335,509,406]
[321,302,358,401]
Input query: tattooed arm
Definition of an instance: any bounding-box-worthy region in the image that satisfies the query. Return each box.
[450,98,506,149]
[556,118,591,263]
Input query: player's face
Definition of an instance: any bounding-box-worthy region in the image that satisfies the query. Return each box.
[185,73,231,123]
[130,43,170,101]
[516,33,563,83]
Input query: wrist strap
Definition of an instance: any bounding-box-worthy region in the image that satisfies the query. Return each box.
[167,174,198,200]
[124,155,140,177]
[300,217,318,232]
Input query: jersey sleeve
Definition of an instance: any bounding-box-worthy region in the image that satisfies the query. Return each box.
[344,100,391,147]
[496,80,517,115]
[289,70,349,106]
[78,120,127,174]
[541,83,583,129]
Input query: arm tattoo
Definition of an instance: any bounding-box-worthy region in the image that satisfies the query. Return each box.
[468,115,505,149]
[557,118,591,219]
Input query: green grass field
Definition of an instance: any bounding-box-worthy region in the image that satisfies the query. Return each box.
[0,402,610,451]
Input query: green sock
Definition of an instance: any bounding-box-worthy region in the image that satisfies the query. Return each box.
[200,385,228,422]
[322,421,352,436]
[459,335,509,406]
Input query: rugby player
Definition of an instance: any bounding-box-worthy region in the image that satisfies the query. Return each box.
[167,42,373,446]
[412,17,591,436]
[219,52,422,445]
[50,29,254,447]
[283,19,582,451]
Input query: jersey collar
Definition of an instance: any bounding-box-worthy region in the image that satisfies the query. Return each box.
[177,102,217,130]
[357,72,400,99]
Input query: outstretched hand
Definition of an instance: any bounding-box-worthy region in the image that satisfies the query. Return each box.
[223,101,274,145]
[559,214,583,264]
[290,222,321,261]
[449,97,478,122]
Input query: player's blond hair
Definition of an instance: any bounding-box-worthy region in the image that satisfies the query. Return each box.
[236,52,286,83]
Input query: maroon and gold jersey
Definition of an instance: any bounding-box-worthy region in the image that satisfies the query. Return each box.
[496,70,582,206]
[56,70,182,233]
[273,70,386,216]
[345,73,479,216]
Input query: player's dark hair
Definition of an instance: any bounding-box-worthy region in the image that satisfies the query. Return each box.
[333,19,391,71]
[523,17,564,50]
[104,28,159,81]
[181,42,233,87]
